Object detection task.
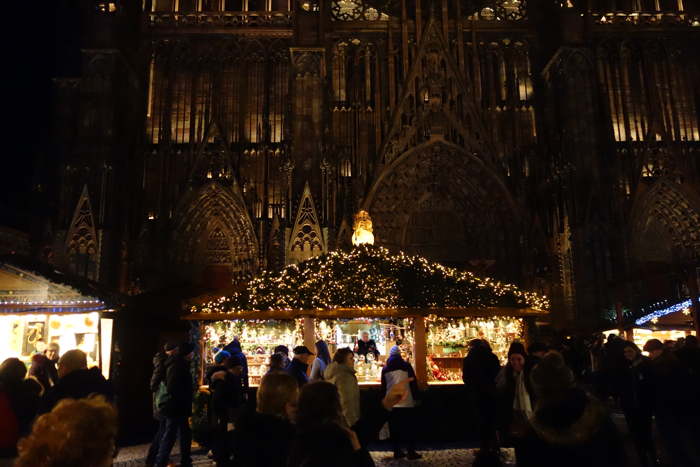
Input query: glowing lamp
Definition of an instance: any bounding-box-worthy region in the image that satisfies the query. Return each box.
[352,210,374,246]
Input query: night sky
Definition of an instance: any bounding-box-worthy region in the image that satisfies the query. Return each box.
[3,1,83,232]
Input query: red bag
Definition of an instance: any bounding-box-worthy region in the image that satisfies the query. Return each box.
[0,391,20,450]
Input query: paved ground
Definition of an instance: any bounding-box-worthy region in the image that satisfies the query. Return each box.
[114,444,516,466]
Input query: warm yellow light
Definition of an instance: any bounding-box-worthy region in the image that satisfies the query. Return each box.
[352,210,374,246]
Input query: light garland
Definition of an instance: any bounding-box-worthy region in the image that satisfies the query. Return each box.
[635,297,697,325]
[192,244,550,315]
[0,299,103,306]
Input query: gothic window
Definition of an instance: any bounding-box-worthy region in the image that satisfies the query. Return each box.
[178,0,197,12]
[206,227,232,265]
[340,159,352,177]
[225,0,243,10]
[248,0,266,11]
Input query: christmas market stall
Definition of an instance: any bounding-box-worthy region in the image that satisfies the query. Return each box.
[187,245,549,387]
[0,258,119,378]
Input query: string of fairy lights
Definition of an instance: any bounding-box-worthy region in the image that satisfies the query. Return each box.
[192,244,549,314]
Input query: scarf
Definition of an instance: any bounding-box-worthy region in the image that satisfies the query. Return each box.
[513,371,533,418]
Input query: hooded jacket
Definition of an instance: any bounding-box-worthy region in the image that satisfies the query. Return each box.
[324,361,361,427]
[40,367,113,414]
[286,358,309,387]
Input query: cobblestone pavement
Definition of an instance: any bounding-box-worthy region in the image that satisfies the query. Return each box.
[114,444,515,467]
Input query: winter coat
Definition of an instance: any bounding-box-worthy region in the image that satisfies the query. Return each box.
[206,365,243,412]
[0,379,41,458]
[150,352,167,418]
[223,340,249,389]
[233,411,296,467]
[161,354,193,418]
[381,355,419,408]
[324,362,361,426]
[526,389,624,467]
[28,354,57,392]
[356,339,379,359]
[619,356,653,413]
[286,358,309,387]
[40,367,113,414]
[309,357,328,382]
[462,347,501,397]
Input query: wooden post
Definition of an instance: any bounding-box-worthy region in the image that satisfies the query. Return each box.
[688,270,700,337]
[413,316,428,384]
[303,316,316,352]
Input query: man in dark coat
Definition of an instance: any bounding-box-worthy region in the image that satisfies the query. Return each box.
[145,342,178,467]
[462,339,501,455]
[39,349,113,414]
[155,342,195,467]
[354,331,379,361]
[208,351,244,466]
[286,346,314,387]
[643,339,699,467]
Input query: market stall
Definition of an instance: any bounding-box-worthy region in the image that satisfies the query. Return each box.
[187,245,549,386]
[0,259,118,378]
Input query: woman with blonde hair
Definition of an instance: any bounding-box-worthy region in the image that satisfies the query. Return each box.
[15,395,117,467]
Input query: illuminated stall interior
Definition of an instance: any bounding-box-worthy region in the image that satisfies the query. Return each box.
[0,260,116,379]
[426,315,525,383]
[188,245,548,386]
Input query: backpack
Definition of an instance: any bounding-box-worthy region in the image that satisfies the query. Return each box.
[154,381,171,412]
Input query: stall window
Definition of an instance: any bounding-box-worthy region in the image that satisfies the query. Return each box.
[315,318,414,384]
[203,319,304,386]
[425,316,524,383]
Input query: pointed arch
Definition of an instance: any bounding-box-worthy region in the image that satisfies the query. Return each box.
[363,140,523,274]
[66,185,100,281]
[629,178,700,262]
[172,182,258,285]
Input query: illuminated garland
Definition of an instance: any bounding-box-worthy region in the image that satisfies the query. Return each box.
[192,244,549,315]
[635,297,697,325]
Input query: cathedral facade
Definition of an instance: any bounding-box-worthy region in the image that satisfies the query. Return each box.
[49,0,700,326]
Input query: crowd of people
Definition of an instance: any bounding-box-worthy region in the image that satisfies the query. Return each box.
[0,345,114,467]
[0,331,698,467]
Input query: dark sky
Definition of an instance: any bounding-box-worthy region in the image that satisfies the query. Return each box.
[3,1,83,232]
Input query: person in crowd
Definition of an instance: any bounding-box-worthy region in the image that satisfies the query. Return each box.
[28,353,55,392]
[155,342,195,467]
[526,342,547,367]
[496,342,534,467]
[381,345,421,460]
[462,339,501,458]
[588,334,605,397]
[39,349,113,414]
[233,372,299,467]
[354,331,379,361]
[601,334,626,400]
[643,338,699,467]
[267,352,288,375]
[526,351,624,467]
[310,340,331,382]
[619,341,656,467]
[208,353,244,467]
[324,347,360,427]
[0,358,42,464]
[273,345,291,369]
[289,377,416,467]
[223,339,249,390]
[288,381,374,467]
[675,334,699,377]
[145,342,178,467]
[43,343,60,385]
[15,395,117,467]
[286,345,314,387]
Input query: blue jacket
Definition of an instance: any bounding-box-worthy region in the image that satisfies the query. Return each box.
[286,359,309,387]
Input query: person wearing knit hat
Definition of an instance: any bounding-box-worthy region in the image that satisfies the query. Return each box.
[214,350,231,366]
[526,351,625,467]
[381,345,421,460]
